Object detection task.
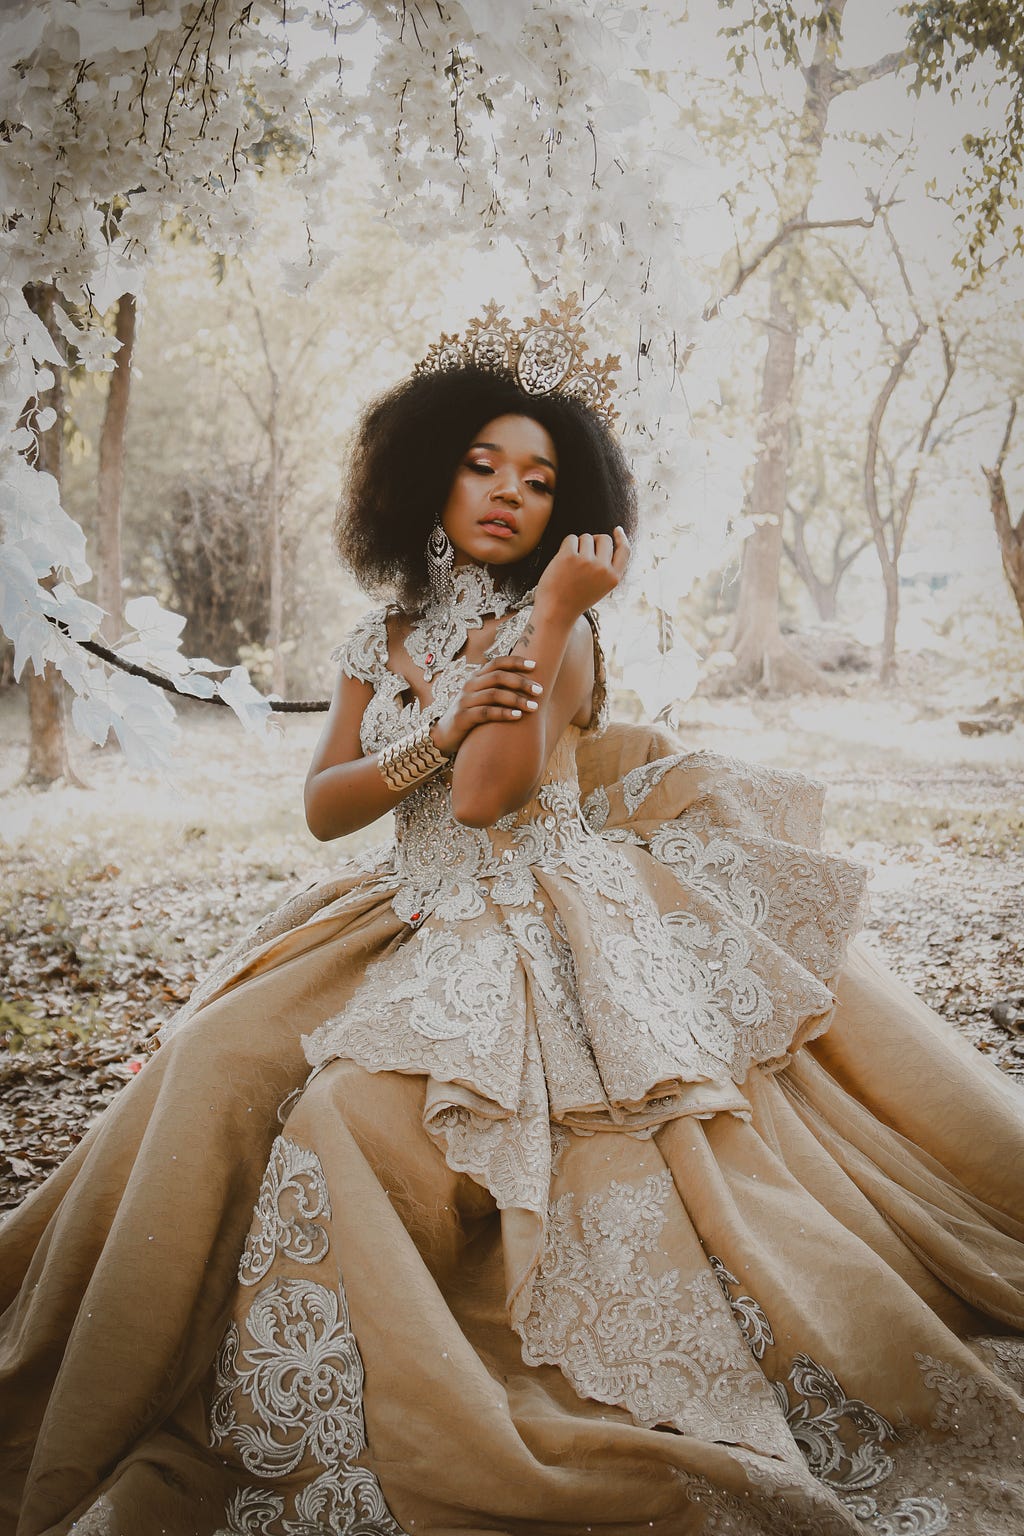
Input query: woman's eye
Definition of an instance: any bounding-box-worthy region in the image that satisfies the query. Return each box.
[527,480,554,496]
[467,461,494,475]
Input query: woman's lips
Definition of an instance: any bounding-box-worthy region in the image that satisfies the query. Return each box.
[479,518,517,538]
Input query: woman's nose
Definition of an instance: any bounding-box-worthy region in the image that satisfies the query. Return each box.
[491,476,522,505]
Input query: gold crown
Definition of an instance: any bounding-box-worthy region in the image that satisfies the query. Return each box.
[413,295,620,426]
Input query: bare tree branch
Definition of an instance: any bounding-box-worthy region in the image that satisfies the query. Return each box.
[894,323,956,558]
[704,200,899,319]
[830,51,908,97]
[995,398,1019,476]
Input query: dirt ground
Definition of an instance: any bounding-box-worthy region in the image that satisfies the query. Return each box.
[1,650,1022,1214]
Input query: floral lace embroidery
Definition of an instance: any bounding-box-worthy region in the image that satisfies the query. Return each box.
[302,923,526,1113]
[503,906,606,1117]
[210,1142,405,1536]
[238,1137,332,1286]
[427,1027,552,1216]
[675,751,827,846]
[710,1255,774,1361]
[580,783,610,831]
[517,1171,791,1449]
[402,564,521,681]
[973,1334,1024,1394]
[709,1258,1024,1533]
[646,819,867,986]
[211,1281,366,1477]
[551,828,837,1090]
[621,754,685,815]
[67,1496,117,1535]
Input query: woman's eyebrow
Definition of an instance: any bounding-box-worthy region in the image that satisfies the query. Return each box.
[469,440,557,472]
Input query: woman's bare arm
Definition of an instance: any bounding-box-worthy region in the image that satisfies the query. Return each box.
[448,600,592,827]
[304,656,546,842]
[449,530,629,827]
[304,672,414,841]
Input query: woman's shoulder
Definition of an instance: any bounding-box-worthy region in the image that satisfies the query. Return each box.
[329,603,397,683]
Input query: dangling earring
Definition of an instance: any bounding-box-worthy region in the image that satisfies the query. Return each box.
[426,520,455,606]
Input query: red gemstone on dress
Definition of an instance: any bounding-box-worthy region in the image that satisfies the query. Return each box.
[411,912,422,924]
[424,652,435,666]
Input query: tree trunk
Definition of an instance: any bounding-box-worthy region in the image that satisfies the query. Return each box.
[95,293,136,642]
[22,283,79,787]
[984,402,1024,633]
[723,15,845,693]
[726,264,827,691]
[815,583,838,624]
[880,564,899,683]
[783,508,851,623]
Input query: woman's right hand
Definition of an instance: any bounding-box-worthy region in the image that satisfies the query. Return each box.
[431,655,544,758]
[533,527,630,620]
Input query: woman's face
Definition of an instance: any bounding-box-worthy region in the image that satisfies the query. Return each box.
[441,413,558,570]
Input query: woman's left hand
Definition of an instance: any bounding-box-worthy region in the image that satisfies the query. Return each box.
[534,526,630,618]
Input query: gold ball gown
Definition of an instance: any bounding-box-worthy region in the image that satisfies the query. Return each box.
[1,601,1022,1536]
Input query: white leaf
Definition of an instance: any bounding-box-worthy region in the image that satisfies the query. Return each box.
[216,665,275,737]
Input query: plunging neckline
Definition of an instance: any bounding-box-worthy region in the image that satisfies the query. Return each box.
[382,604,528,717]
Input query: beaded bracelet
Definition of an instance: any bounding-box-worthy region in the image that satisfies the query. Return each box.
[377,723,452,793]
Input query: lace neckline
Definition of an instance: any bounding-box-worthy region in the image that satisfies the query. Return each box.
[406,564,524,682]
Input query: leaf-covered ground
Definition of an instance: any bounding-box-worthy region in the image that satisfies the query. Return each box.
[1,667,1022,1214]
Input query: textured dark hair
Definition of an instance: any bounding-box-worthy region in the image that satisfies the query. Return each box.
[335,363,637,609]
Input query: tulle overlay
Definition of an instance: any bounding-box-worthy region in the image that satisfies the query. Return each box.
[2,686,1023,1533]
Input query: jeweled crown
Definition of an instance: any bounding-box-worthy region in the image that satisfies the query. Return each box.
[413,295,620,427]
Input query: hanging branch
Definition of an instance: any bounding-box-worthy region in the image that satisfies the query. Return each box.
[42,614,330,711]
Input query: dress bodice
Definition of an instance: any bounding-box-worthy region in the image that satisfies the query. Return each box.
[332,602,600,928]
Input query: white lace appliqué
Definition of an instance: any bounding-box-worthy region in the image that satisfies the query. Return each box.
[210,1137,406,1536]
[517,1171,791,1449]
[238,1137,332,1286]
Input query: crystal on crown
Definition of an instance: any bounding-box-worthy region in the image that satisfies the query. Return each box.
[414,296,620,427]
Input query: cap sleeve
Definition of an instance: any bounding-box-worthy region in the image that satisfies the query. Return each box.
[329,607,390,685]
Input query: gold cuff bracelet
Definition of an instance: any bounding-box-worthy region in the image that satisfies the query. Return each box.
[377,724,451,793]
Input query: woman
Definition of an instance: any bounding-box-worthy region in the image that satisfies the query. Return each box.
[1,303,1023,1536]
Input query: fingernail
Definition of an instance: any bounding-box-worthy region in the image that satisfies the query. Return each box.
[523,659,537,669]
[511,709,522,718]
[531,683,543,694]
[526,700,539,710]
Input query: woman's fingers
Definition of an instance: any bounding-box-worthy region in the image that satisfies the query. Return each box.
[472,704,527,721]
[477,668,543,695]
[611,524,631,575]
[474,686,540,711]
[478,655,538,678]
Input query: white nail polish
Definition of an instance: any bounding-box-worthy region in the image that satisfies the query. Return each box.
[526,700,539,710]
[531,682,543,694]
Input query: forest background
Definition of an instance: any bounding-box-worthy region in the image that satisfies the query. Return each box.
[1,0,1022,1207]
